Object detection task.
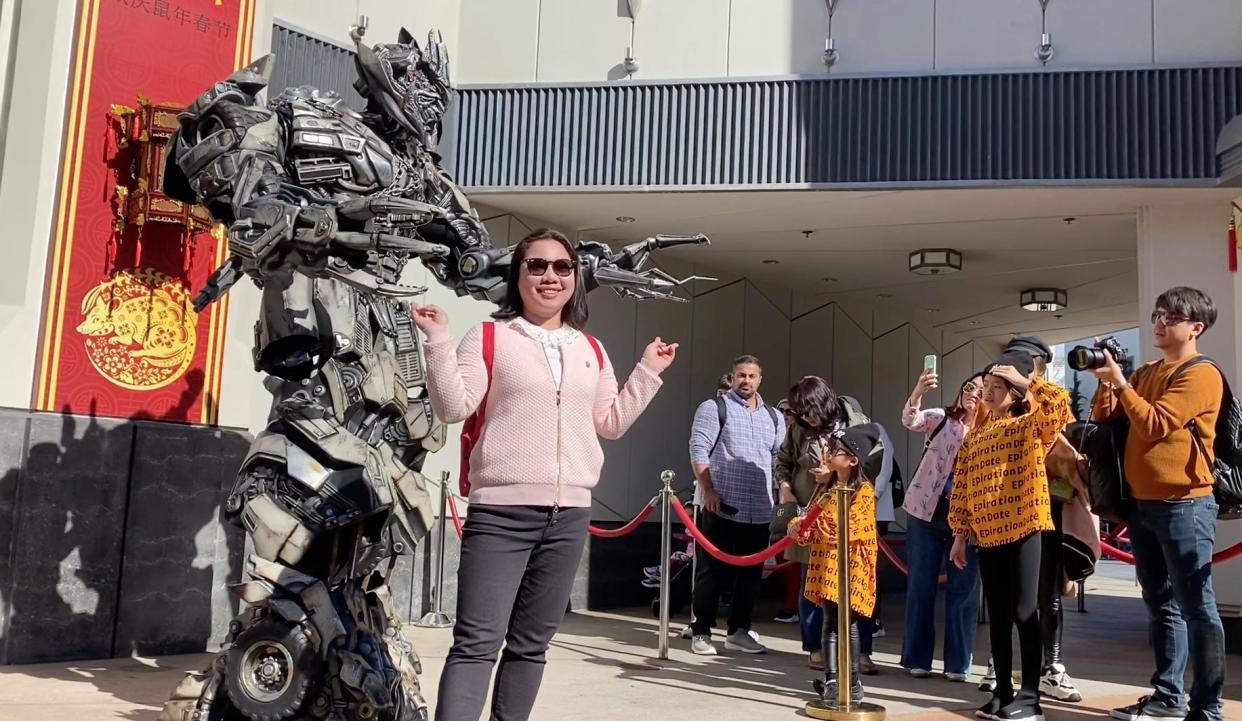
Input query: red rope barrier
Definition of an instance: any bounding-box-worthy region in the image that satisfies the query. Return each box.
[588,498,657,538]
[446,493,465,539]
[877,537,947,587]
[670,497,823,567]
[1100,539,1135,564]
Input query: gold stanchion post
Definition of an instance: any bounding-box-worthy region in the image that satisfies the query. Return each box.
[805,478,885,721]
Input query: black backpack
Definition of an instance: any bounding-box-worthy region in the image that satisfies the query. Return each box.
[1174,357,1242,519]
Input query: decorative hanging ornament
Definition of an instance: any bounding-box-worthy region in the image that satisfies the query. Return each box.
[1230,214,1237,273]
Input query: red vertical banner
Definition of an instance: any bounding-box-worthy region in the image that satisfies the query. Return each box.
[34,0,257,424]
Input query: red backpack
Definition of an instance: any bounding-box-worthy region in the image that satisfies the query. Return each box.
[458,322,605,496]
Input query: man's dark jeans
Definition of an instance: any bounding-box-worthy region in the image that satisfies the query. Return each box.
[1128,495,1226,720]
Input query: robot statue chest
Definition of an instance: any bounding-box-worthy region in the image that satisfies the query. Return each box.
[287,103,401,191]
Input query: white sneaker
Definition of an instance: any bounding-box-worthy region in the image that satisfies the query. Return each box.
[690,635,717,656]
[1039,663,1083,703]
[908,667,931,678]
[679,624,694,640]
[723,629,767,654]
[979,660,997,692]
[946,672,970,683]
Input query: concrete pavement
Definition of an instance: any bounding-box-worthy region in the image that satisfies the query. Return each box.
[0,561,1238,720]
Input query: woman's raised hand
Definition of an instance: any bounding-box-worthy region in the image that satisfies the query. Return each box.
[640,337,679,373]
[410,302,449,333]
[912,368,940,398]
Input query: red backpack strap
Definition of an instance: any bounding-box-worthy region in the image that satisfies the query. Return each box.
[459,322,496,497]
[585,334,604,370]
[482,321,496,391]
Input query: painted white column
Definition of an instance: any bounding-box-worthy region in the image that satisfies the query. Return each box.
[1138,201,1242,619]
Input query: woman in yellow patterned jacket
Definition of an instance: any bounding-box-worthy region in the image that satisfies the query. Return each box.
[948,353,1072,721]
[788,423,885,705]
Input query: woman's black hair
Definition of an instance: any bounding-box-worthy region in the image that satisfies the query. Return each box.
[491,228,589,329]
[947,373,985,422]
[787,376,842,428]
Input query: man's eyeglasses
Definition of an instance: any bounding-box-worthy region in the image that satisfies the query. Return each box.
[523,258,576,277]
[1151,310,1189,327]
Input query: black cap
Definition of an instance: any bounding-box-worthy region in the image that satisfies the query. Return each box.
[986,351,1035,383]
[1005,334,1052,362]
[830,423,882,462]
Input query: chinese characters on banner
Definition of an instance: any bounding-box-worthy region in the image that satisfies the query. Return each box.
[34,0,257,424]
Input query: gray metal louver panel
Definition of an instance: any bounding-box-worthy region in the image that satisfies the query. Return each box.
[270,24,364,110]
[452,67,1242,188]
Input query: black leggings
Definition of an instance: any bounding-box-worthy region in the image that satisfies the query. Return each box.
[1038,501,1065,667]
[979,532,1043,702]
[821,601,860,681]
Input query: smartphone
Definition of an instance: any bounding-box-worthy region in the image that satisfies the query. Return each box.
[718,501,740,516]
[923,354,938,375]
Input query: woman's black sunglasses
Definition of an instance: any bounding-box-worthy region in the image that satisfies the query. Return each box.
[523,258,576,277]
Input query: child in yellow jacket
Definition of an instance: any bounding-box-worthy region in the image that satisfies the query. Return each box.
[789,423,884,704]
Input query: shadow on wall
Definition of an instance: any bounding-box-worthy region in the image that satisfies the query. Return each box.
[0,369,250,666]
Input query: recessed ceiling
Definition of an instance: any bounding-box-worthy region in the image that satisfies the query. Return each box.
[473,186,1237,345]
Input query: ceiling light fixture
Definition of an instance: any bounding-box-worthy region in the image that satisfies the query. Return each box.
[876,292,893,300]
[762,259,780,265]
[1020,288,1069,312]
[908,248,963,276]
[616,216,636,223]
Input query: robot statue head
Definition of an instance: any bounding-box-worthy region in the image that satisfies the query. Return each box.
[351,25,451,144]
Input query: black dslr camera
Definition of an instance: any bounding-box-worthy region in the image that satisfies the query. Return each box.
[1068,336,1131,372]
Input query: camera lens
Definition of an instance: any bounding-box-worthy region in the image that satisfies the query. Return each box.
[1068,345,1103,371]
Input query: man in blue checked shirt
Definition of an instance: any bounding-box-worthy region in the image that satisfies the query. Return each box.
[687,354,785,656]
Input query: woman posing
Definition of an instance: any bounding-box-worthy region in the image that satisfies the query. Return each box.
[415,229,677,721]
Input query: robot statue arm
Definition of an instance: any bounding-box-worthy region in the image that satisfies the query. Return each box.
[577,234,715,301]
[164,56,348,310]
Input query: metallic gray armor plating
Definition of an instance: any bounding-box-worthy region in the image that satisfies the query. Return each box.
[156,22,706,721]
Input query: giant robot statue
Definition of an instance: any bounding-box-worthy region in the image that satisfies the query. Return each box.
[157,21,707,721]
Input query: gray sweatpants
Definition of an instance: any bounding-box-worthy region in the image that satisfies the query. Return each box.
[434,503,590,721]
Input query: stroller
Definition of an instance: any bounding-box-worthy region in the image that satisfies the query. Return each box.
[645,527,695,618]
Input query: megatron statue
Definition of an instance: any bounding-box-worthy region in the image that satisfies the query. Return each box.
[157,21,707,721]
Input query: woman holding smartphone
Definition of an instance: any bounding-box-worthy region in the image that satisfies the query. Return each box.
[949,353,1072,721]
[415,228,678,721]
[899,368,984,682]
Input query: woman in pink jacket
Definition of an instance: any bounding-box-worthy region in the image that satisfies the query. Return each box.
[413,229,677,721]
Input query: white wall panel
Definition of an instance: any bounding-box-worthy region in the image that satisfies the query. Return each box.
[1048,0,1153,67]
[634,0,730,79]
[1153,0,1242,64]
[791,304,835,386]
[872,327,909,496]
[456,0,541,83]
[745,283,792,407]
[831,0,935,74]
[690,282,747,400]
[535,0,631,82]
[727,0,830,77]
[588,288,639,521]
[833,307,873,411]
[934,0,1042,70]
[627,296,694,515]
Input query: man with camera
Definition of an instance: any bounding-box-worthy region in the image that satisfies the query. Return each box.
[1089,287,1226,721]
